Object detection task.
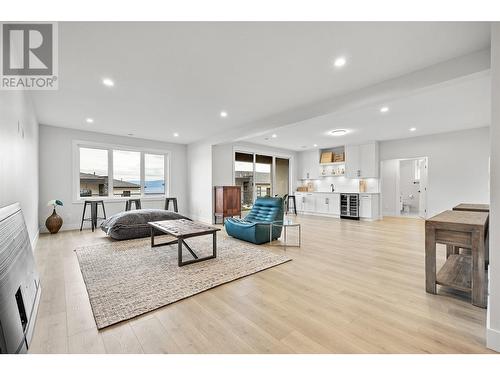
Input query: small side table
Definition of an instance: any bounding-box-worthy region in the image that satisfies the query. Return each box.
[270,220,301,249]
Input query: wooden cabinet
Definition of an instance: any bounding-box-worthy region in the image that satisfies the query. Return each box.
[345,144,361,178]
[295,193,305,212]
[328,194,340,215]
[304,193,316,212]
[315,194,330,214]
[345,142,379,178]
[359,194,380,220]
[295,192,316,212]
[314,193,340,215]
[298,150,320,180]
[214,186,241,223]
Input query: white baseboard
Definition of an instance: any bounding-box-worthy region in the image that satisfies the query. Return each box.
[487,326,500,352]
[30,229,40,251]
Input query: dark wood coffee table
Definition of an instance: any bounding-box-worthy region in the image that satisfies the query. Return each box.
[148,219,220,267]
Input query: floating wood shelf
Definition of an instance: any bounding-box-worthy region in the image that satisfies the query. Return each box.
[319,161,345,166]
[436,254,472,292]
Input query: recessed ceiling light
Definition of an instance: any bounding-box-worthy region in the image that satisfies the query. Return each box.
[409,127,417,132]
[85,118,94,123]
[102,78,115,87]
[313,144,318,147]
[329,129,348,137]
[271,134,277,138]
[127,133,134,137]
[220,111,228,118]
[380,106,389,113]
[333,56,347,68]
[173,132,179,137]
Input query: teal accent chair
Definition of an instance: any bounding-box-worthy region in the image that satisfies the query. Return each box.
[224,197,284,244]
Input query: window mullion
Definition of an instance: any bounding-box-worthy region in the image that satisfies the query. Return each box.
[108,149,114,198]
[140,152,145,197]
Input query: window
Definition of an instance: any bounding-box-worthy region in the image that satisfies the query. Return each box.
[79,147,109,197]
[145,154,165,195]
[74,141,169,200]
[113,150,141,197]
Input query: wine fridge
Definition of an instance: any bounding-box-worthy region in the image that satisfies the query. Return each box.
[340,193,359,219]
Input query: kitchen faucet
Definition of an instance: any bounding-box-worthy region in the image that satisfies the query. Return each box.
[330,184,335,192]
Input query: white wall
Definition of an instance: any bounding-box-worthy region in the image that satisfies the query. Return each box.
[38,125,188,230]
[379,127,490,217]
[381,159,399,215]
[487,22,500,352]
[187,141,213,223]
[0,91,39,246]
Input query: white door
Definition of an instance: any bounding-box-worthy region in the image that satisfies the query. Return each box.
[304,193,316,211]
[328,194,340,215]
[359,194,372,218]
[295,193,305,212]
[345,144,360,178]
[418,158,428,218]
[359,142,379,178]
[315,194,329,214]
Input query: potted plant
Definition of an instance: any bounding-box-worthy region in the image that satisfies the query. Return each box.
[46,199,63,234]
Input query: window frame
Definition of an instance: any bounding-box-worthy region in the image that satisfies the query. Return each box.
[72,140,170,203]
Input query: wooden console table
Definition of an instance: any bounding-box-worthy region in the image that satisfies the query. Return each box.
[453,203,489,213]
[450,203,490,264]
[425,210,489,308]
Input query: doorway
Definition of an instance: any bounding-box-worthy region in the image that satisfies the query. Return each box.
[381,157,428,218]
[233,152,291,215]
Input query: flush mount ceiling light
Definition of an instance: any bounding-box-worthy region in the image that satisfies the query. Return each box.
[409,127,417,132]
[271,134,277,138]
[380,106,390,113]
[333,56,347,68]
[102,78,115,87]
[329,129,348,137]
[85,118,94,124]
[220,111,228,118]
[173,132,179,137]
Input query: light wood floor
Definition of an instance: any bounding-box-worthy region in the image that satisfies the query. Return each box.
[29,215,493,354]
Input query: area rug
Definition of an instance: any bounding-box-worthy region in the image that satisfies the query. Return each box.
[75,235,291,329]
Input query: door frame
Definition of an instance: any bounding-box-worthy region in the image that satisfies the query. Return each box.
[380,156,428,219]
[232,146,294,203]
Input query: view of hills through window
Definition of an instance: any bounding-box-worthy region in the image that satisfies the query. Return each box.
[79,147,165,197]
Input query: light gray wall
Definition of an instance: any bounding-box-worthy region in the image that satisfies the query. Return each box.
[380,159,399,215]
[38,125,188,230]
[0,91,39,246]
[379,126,490,217]
[488,22,500,352]
[187,141,213,223]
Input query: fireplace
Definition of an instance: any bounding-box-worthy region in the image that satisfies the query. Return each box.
[0,203,41,354]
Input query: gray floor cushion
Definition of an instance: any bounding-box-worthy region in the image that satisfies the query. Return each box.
[100,209,189,240]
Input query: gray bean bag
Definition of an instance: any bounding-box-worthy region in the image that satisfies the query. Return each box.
[100,209,189,240]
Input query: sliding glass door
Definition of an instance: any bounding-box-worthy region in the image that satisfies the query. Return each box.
[275,157,290,197]
[234,152,255,212]
[234,152,290,213]
[255,154,273,198]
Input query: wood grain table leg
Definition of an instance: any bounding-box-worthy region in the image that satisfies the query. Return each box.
[472,229,486,308]
[425,223,437,294]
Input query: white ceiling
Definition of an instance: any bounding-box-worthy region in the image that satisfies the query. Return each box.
[244,73,491,150]
[32,22,491,144]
